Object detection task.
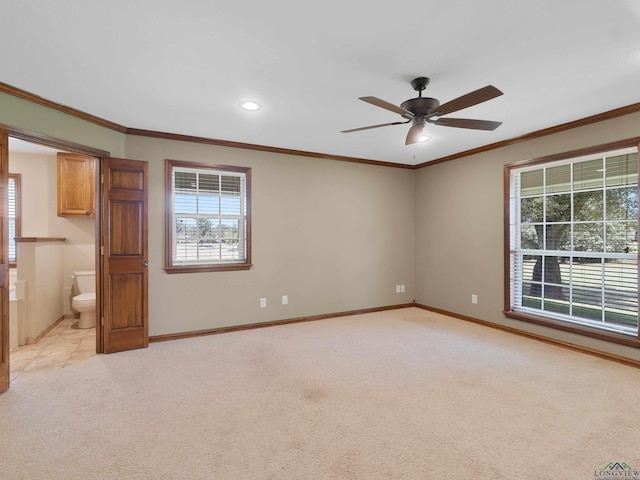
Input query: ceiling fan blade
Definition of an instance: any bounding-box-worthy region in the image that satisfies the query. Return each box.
[405,124,424,145]
[341,120,410,133]
[432,118,502,131]
[360,96,414,117]
[430,85,503,116]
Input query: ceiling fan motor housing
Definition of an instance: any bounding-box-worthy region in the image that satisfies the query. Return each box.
[400,97,440,119]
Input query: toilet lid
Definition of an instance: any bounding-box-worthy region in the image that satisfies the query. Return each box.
[74,293,95,302]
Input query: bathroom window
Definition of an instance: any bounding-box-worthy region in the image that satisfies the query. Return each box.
[8,174,21,267]
[165,160,252,273]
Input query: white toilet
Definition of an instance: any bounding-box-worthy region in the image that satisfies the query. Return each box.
[71,270,96,329]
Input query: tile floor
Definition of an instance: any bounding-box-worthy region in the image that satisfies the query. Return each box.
[10,317,96,383]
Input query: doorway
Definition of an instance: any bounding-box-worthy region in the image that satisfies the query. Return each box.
[8,137,99,382]
[0,126,149,395]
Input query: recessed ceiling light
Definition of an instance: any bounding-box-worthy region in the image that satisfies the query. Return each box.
[240,101,261,111]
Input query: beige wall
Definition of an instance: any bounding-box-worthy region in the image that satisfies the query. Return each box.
[10,151,96,310]
[3,90,640,361]
[126,136,416,336]
[0,92,126,157]
[415,110,640,362]
[16,240,64,342]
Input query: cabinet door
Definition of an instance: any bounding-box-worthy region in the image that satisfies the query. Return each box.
[57,153,95,216]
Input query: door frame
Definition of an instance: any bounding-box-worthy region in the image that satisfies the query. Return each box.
[2,125,110,354]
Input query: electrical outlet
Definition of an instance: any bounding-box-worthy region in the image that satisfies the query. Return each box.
[282,295,288,305]
[471,294,478,304]
[260,298,267,308]
[400,285,406,293]
[396,285,401,293]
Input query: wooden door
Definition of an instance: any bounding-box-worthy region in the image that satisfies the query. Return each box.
[0,130,8,393]
[102,158,148,353]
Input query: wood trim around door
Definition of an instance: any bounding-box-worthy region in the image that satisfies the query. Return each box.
[0,129,10,393]
[5,127,108,355]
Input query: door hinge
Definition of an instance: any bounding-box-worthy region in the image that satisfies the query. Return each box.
[101,317,104,326]
[101,245,104,256]
[100,174,104,184]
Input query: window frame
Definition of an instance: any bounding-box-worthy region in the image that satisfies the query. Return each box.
[504,138,640,348]
[8,173,21,268]
[164,159,252,274]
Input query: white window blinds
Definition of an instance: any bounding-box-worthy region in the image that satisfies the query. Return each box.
[172,166,247,265]
[8,175,19,264]
[508,149,638,335]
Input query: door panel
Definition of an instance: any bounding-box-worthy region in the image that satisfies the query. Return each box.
[0,130,8,393]
[110,201,143,255]
[109,274,143,329]
[102,158,148,354]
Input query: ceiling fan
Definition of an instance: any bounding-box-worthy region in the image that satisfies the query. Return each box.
[341,77,503,145]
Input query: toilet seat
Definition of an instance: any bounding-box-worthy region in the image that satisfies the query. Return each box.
[73,293,95,304]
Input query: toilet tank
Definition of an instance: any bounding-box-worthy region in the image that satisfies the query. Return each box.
[72,270,96,294]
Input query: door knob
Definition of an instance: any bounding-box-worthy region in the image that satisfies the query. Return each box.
[144,261,149,268]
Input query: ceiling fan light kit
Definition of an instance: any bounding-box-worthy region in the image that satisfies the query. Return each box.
[341,76,503,145]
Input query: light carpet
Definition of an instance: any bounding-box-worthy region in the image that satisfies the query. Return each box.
[1,307,639,479]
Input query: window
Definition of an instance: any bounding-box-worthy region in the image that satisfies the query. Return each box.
[505,142,639,346]
[165,160,251,273]
[8,173,21,267]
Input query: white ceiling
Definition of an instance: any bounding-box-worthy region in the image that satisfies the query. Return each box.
[2,1,640,165]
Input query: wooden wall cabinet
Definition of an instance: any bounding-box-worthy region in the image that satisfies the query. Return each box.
[57,152,96,217]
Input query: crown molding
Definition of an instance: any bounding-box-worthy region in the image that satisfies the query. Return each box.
[0,82,128,133]
[416,102,640,169]
[126,128,414,169]
[3,82,640,170]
